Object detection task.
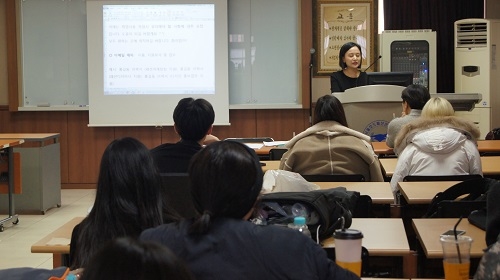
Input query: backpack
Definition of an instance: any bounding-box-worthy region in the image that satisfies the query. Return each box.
[466,178,500,246]
[423,178,493,218]
[254,187,358,241]
[485,128,500,140]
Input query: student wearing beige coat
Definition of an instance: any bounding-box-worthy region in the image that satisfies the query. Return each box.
[279,95,384,182]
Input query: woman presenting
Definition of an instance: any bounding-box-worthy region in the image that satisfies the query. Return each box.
[330,42,368,93]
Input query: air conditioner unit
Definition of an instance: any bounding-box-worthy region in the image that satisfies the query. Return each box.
[454,18,500,139]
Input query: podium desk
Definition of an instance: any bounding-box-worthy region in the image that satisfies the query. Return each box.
[31,216,83,268]
[322,218,415,278]
[412,218,486,258]
[380,156,500,178]
[0,139,24,231]
[0,133,61,214]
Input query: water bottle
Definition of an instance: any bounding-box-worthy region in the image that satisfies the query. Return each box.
[288,216,311,238]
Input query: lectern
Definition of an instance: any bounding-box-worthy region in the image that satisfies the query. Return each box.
[333,85,404,141]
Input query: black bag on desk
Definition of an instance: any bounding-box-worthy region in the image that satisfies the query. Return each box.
[256,187,358,241]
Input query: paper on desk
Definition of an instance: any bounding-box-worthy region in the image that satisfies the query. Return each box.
[46,238,70,246]
[263,141,288,147]
[244,143,264,149]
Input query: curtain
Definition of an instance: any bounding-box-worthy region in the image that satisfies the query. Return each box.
[384,0,484,93]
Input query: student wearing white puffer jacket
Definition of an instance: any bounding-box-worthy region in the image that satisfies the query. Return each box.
[390,97,482,202]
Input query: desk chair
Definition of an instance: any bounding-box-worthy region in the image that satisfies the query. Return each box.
[160,173,198,219]
[353,195,373,218]
[269,148,288,160]
[224,137,274,143]
[301,174,366,182]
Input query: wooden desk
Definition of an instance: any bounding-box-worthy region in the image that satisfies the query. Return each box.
[372,140,500,157]
[398,181,458,204]
[254,145,274,155]
[322,218,415,278]
[31,217,83,267]
[477,140,500,153]
[0,133,61,214]
[261,165,394,206]
[380,156,500,177]
[412,218,486,259]
[372,142,394,155]
[261,160,280,172]
[315,182,394,205]
[0,139,24,231]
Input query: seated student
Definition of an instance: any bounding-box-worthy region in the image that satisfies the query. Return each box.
[70,137,176,269]
[279,95,384,182]
[151,97,219,173]
[140,141,360,280]
[81,237,194,280]
[390,97,482,201]
[385,84,431,148]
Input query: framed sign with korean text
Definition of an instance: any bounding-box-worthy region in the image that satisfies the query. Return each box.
[315,0,377,75]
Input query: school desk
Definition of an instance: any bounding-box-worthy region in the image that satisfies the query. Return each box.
[0,133,61,214]
[412,218,486,258]
[370,140,500,157]
[31,217,83,267]
[0,138,24,231]
[379,156,500,177]
[398,181,459,205]
[322,218,416,278]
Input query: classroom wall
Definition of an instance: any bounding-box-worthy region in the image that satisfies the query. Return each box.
[0,0,311,188]
[0,0,8,105]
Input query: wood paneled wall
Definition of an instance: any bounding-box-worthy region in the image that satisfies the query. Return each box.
[0,108,309,188]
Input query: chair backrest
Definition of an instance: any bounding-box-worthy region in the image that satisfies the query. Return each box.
[224,137,274,143]
[301,174,365,182]
[436,200,486,218]
[269,148,288,160]
[160,173,198,219]
[403,174,483,182]
[353,195,373,218]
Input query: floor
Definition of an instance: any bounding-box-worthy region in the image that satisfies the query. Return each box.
[0,189,95,269]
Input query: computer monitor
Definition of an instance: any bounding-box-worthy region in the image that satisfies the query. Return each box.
[366,72,414,87]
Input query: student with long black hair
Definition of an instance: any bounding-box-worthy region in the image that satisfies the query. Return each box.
[69,137,176,269]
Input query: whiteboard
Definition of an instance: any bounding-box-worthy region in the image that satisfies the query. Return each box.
[19,0,300,110]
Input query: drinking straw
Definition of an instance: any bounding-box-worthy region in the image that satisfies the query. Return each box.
[454,216,463,263]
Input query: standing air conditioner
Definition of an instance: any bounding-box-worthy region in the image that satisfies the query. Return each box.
[454,18,500,139]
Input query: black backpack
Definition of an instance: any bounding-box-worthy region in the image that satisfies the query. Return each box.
[255,187,358,241]
[423,177,493,218]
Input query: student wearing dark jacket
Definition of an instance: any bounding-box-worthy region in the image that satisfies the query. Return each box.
[141,141,360,280]
[150,97,219,173]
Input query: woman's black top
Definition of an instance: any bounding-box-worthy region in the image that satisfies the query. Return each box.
[330,71,367,93]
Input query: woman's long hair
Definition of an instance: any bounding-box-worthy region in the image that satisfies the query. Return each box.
[71,137,164,268]
[81,237,194,280]
[313,95,348,126]
[188,141,263,235]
